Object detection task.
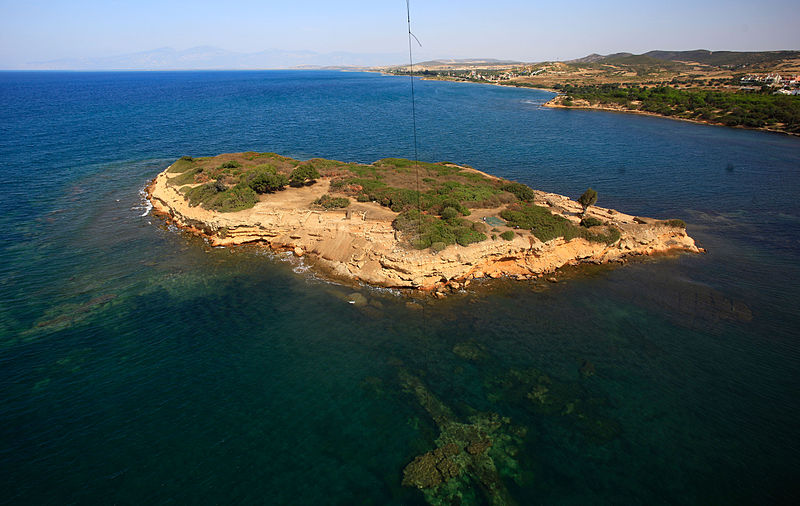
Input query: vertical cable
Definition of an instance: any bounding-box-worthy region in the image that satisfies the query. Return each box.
[406,0,423,248]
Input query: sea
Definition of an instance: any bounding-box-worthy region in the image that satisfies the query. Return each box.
[0,70,798,505]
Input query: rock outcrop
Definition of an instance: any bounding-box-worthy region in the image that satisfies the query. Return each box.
[147,163,701,291]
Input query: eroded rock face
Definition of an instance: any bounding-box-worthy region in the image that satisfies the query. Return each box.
[148,164,701,291]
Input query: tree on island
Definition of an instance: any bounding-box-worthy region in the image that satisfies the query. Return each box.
[290,166,321,187]
[578,188,597,216]
[250,172,289,193]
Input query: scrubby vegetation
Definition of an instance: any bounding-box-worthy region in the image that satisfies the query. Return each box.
[393,209,487,249]
[313,194,350,209]
[184,182,257,212]
[559,84,800,133]
[664,219,686,228]
[501,203,619,244]
[290,165,321,186]
[163,153,630,250]
[501,182,536,202]
[580,217,603,228]
[246,166,289,193]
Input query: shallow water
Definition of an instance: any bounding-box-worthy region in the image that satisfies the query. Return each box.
[0,71,798,504]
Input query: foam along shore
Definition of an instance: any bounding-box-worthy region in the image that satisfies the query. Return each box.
[147,153,701,292]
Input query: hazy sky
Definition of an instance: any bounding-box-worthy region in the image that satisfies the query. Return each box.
[1,0,798,66]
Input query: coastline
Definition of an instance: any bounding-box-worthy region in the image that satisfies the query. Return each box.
[147,157,701,295]
[541,95,800,137]
[397,72,798,137]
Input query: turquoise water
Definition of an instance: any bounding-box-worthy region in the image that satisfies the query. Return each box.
[1,71,798,504]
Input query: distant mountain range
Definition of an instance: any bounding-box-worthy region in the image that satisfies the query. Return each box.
[568,50,800,68]
[14,48,799,71]
[18,46,409,70]
[413,58,523,66]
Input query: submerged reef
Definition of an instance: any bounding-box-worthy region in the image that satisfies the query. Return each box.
[399,370,527,505]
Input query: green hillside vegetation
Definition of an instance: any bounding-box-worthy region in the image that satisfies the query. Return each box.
[559,84,800,133]
[501,203,620,245]
[164,152,612,250]
[643,50,800,68]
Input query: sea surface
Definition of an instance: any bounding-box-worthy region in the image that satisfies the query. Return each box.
[0,70,798,505]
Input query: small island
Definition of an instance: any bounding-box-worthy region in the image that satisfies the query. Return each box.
[147,152,700,293]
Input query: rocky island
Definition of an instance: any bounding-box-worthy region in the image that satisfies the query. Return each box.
[147,152,701,292]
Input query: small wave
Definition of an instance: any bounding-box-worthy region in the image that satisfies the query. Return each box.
[293,263,311,274]
[134,186,153,217]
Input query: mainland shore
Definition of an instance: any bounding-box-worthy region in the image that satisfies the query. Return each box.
[396,73,798,136]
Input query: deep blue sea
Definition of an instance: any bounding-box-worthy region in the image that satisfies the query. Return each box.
[0,70,798,505]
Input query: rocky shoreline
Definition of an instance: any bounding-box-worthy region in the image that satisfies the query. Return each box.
[147,160,701,294]
[400,73,798,137]
[542,94,799,137]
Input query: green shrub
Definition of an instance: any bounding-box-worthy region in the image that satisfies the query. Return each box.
[501,203,614,243]
[212,179,227,192]
[168,157,196,173]
[440,207,459,220]
[247,170,288,193]
[221,160,241,169]
[431,241,447,253]
[455,228,487,246]
[500,230,516,240]
[471,221,488,233]
[290,165,321,186]
[392,209,487,250]
[664,219,686,228]
[601,226,621,244]
[252,163,277,174]
[313,194,350,209]
[184,182,220,207]
[578,188,598,215]
[501,182,535,202]
[580,217,603,228]
[210,185,258,212]
[168,166,203,185]
[183,182,257,212]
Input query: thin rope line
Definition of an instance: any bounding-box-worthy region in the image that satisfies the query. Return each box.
[406,0,423,248]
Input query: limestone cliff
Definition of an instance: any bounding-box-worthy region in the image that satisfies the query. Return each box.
[147,163,700,291]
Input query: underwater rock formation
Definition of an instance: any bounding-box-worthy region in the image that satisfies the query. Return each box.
[399,370,526,505]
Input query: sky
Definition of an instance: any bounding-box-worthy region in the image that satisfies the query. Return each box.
[1,0,798,68]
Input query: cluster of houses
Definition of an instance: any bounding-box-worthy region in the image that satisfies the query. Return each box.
[465,70,520,82]
[740,74,800,94]
[461,67,548,82]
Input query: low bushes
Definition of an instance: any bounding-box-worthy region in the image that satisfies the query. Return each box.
[501,203,620,244]
[244,166,289,193]
[500,230,516,240]
[313,194,350,209]
[664,219,686,228]
[184,182,257,212]
[580,217,603,228]
[168,156,195,173]
[501,182,536,202]
[168,166,203,185]
[290,165,321,186]
[392,209,487,250]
